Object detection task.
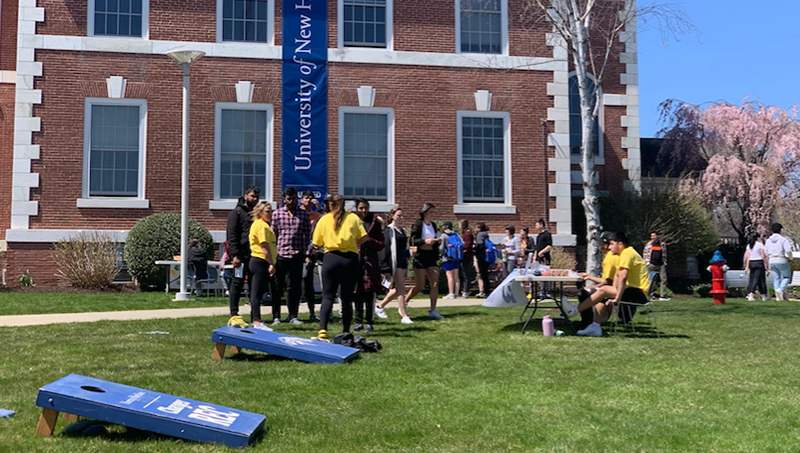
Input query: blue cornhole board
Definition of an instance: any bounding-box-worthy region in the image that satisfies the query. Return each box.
[211,326,359,364]
[35,374,265,448]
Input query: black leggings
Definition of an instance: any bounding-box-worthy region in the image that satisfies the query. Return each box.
[319,251,359,333]
[228,258,251,317]
[459,259,472,295]
[248,257,270,323]
[477,258,490,292]
[747,261,767,295]
[354,291,375,325]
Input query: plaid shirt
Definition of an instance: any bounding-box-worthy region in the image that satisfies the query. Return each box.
[271,206,311,258]
[643,240,667,266]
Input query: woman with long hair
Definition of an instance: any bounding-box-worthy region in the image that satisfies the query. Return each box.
[376,207,413,324]
[459,219,474,298]
[745,233,769,301]
[310,195,368,341]
[353,198,385,333]
[406,203,443,320]
[247,202,276,331]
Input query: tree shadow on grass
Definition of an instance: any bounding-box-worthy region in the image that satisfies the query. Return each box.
[63,420,268,447]
[655,302,800,318]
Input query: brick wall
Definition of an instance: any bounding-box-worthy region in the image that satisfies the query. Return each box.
[0,0,18,70]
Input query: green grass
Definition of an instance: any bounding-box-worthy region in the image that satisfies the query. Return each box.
[0,292,225,316]
[1,298,799,452]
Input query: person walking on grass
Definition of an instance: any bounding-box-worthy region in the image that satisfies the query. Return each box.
[247,202,276,331]
[270,186,311,325]
[643,231,670,301]
[353,198,385,333]
[474,222,492,298]
[406,203,444,320]
[309,195,367,341]
[459,219,474,298]
[375,207,413,324]
[765,223,793,301]
[226,185,259,329]
[440,221,463,299]
[745,233,769,301]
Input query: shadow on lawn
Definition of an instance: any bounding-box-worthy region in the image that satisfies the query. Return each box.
[656,301,800,318]
[63,420,269,447]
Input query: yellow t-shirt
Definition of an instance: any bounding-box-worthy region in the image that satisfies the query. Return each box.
[249,218,276,262]
[617,246,650,292]
[601,251,619,282]
[312,212,367,254]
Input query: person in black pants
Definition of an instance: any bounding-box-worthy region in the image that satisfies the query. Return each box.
[270,187,311,325]
[248,202,276,331]
[309,195,368,341]
[226,186,260,328]
[353,198,385,333]
[474,222,491,298]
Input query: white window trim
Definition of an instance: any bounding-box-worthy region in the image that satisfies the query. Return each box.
[456,110,515,214]
[212,102,274,209]
[80,98,148,208]
[568,71,605,166]
[337,0,393,51]
[338,106,395,205]
[455,0,508,56]
[88,0,149,39]
[216,0,275,45]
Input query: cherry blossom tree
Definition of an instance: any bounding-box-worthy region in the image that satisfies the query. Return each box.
[660,100,800,246]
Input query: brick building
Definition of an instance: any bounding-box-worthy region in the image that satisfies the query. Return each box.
[0,0,641,285]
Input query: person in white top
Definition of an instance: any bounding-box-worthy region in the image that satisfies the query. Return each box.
[744,233,769,301]
[501,225,521,278]
[764,223,793,301]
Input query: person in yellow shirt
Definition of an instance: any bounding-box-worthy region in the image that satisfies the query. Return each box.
[309,195,368,341]
[247,202,276,331]
[565,232,618,331]
[577,231,650,337]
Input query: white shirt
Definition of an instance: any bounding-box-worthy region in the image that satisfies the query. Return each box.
[747,242,764,262]
[422,221,436,240]
[765,233,793,264]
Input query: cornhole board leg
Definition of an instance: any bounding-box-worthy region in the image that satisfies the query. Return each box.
[36,408,59,436]
[212,343,241,359]
[62,412,79,421]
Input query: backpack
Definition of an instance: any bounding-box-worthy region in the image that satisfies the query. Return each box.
[444,233,464,261]
[483,238,498,263]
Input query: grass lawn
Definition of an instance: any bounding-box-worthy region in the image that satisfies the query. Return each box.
[1,298,799,452]
[0,292,226,316]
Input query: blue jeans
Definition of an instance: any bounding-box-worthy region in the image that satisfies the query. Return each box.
[772,262,791,293]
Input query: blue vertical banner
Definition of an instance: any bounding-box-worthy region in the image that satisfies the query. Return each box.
[282,0,328,198]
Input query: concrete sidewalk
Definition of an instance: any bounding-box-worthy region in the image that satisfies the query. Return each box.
[0,297,488,327]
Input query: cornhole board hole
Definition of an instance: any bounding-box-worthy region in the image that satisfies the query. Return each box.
[211,326,360,364]
[35,374,265,448]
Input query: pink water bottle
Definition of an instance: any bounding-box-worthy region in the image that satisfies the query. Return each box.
[542,315,554,336]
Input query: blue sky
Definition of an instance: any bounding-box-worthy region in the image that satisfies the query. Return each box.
[637,1,799,137]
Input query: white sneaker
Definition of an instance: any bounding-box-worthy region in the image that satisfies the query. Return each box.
[776,290,784,301]
[253,323,273,332]
[428,310,444,320]
[375,306,388,319]
[561,296,580,317]
[461,292,470,298]
[476,292,486,298]
[289,318,303,325]
[442,293,457,299]
[401,316,414,324]
[658,297,671,301]
[271,318,282,325]
[762,296,770,301]
[746,295,755,301]
[577,323,603,337]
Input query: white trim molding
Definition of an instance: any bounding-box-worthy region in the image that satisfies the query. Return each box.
[619,0,641,193]
[0,71,16,83]
[544,32,571,237]
[456,110,513,213]
[11,0,45,230]
[338,106,395,204]
[76,198,150,209]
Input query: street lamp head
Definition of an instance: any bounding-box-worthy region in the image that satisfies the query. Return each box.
[166,50,205,66]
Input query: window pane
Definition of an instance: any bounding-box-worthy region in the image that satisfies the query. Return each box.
[461,116,504,202]
[342,113,389,201]
[219,109,269,199]
[93,0,142,36]
[343,2,387,47]
[568,75,600,155]
[222,0,270,43]
[89,104,141,196]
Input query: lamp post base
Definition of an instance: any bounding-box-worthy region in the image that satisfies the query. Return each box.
[173,292,192,302]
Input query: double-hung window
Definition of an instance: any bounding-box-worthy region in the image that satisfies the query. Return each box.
[569,74,602,157]
[339,108,393,202]
[90,0,145,37]
[215,104,273,201]
[457,0,506,54]
[219,0,272,43]
[342,0,388,48]
[458,111,510,205]
[83,99,146,199]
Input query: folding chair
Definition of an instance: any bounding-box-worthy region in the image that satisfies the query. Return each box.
[610,280,659,338]
[188,262,220,297]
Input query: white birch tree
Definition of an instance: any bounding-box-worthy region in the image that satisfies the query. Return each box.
[522,0,692,274]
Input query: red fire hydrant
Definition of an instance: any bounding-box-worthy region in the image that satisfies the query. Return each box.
[707,250,728,304]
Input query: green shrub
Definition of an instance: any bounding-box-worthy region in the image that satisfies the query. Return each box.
[53,232,119,288]
[124,213,214,289]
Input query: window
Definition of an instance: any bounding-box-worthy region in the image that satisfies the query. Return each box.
[90,0,145,37]
[83,99,146,198]
[342,0,388,48]
[215,104,273,200]
[569,74,601,156]
[339,108,393,201]
[458,112,510,204]
[457,0,506,54]
[219,0,271,43]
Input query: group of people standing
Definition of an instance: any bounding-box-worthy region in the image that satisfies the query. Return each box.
[744,222,795,301]
[499,221,553,278]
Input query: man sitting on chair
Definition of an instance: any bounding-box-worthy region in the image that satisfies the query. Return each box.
[566,232,618,331]
[569,231,650,337]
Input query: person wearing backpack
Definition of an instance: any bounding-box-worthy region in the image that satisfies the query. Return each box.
[440,221,463,299]
[474,222,495,298]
